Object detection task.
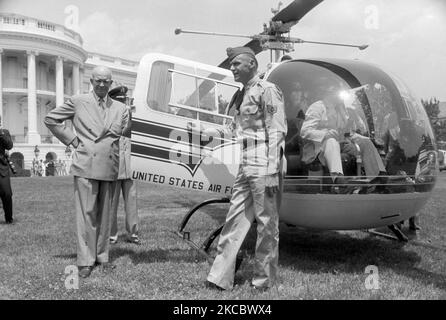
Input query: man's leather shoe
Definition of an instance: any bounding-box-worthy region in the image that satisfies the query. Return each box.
[128,235,141,245]
[333,175,347,185]
[409,217,421,231]
[250,284,269,292]
[370,172,388,185]
[78,266,93,278]
[205,281,225,291]
[331,176,358,194]
[96,262,116,271]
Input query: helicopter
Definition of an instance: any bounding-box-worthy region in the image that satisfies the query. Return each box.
[129,0,439,256]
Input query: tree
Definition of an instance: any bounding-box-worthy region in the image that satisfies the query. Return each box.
[422,97,446,144]
[422,97,440,119]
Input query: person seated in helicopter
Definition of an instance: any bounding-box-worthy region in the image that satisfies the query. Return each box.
[286,109,305,152]
[300,83,387,185]
[290,81,310,114]
[381,111,405,173]
[285,82,309,152]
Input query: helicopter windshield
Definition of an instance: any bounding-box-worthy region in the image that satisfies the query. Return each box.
[267,59,437,194]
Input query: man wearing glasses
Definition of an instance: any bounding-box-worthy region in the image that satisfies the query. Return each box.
[45,66,129,278]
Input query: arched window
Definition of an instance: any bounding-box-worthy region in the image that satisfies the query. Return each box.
[10,152,24,169]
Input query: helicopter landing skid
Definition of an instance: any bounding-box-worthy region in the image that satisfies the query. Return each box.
[366,226,446,253]
[172,229,220,265]
[174,197,230,265]
[366,224,409,242]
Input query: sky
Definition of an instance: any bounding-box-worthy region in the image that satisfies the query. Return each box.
[1,0,446,101]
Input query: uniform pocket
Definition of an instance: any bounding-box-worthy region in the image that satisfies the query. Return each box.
[110,123,122,135]
[76,141,89,154]
[241,104,259,115]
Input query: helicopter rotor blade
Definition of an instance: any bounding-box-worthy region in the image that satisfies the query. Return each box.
[175,28,255,40]
[272,0,324,24]
[184,39,263,108]
[286,37,369,50]
[174,29,264,69]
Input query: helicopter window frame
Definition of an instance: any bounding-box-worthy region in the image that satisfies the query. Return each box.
[167,68,238,124]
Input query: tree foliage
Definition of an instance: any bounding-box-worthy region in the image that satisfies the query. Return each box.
[422,97,446,145]
[422,97,440,119]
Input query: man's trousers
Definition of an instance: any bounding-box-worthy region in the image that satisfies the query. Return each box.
[110,179,138,238]
[74,177,115,266]
[207,166,279,290]
[321,136,385,177]
[0,175,13,222]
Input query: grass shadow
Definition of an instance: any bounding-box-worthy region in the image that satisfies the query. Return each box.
[227,222,446,292]
[277,224,446,291]
[53,253,77,260]
[110,246,208,265]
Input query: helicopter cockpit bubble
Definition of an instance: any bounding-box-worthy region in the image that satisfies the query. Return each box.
[267,58,437,195]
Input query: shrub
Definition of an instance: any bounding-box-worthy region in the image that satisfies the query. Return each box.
[11,168,31,177]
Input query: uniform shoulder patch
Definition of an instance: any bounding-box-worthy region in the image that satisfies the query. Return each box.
[267,104,277,114]
[257,79,274,89]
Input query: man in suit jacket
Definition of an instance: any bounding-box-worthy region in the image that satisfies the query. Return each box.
[45,66,129,278]
[0,116,14,224]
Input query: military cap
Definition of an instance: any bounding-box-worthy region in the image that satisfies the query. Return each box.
[226,46,256,62]
[280,54,293,62]
[108,85,128,103]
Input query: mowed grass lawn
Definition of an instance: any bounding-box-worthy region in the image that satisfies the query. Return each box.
[1,173,446,300]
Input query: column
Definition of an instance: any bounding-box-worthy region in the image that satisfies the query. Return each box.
[56,56,64,107]
[79,68,84,93]
[27,50,40,145]
[0,49,3,120]
[72,63,80,95]
[52,56,65,144]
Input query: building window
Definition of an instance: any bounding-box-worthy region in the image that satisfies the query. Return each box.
[2,16,25,25]
[37,21,55,32]
[100,56,115,63]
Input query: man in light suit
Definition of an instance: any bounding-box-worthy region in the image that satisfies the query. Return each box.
[300,84,386,185]
[45,66,129,278]
[108,86,140,245]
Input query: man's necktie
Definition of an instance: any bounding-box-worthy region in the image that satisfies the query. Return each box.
[99,98,107,122]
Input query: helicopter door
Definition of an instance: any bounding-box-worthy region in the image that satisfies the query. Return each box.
[131,53,241,195]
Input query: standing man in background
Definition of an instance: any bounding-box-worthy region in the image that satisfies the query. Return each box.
[108,85,140,245]
[0,116,14,224]
[45,66,128,278]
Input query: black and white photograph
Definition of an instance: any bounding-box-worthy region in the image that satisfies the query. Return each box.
[0,0,445,307]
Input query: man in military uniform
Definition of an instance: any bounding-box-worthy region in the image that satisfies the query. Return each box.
[196,46,287,290]
[108,85,140,245]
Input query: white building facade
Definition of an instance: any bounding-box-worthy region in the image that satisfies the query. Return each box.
[0,13,138,173]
